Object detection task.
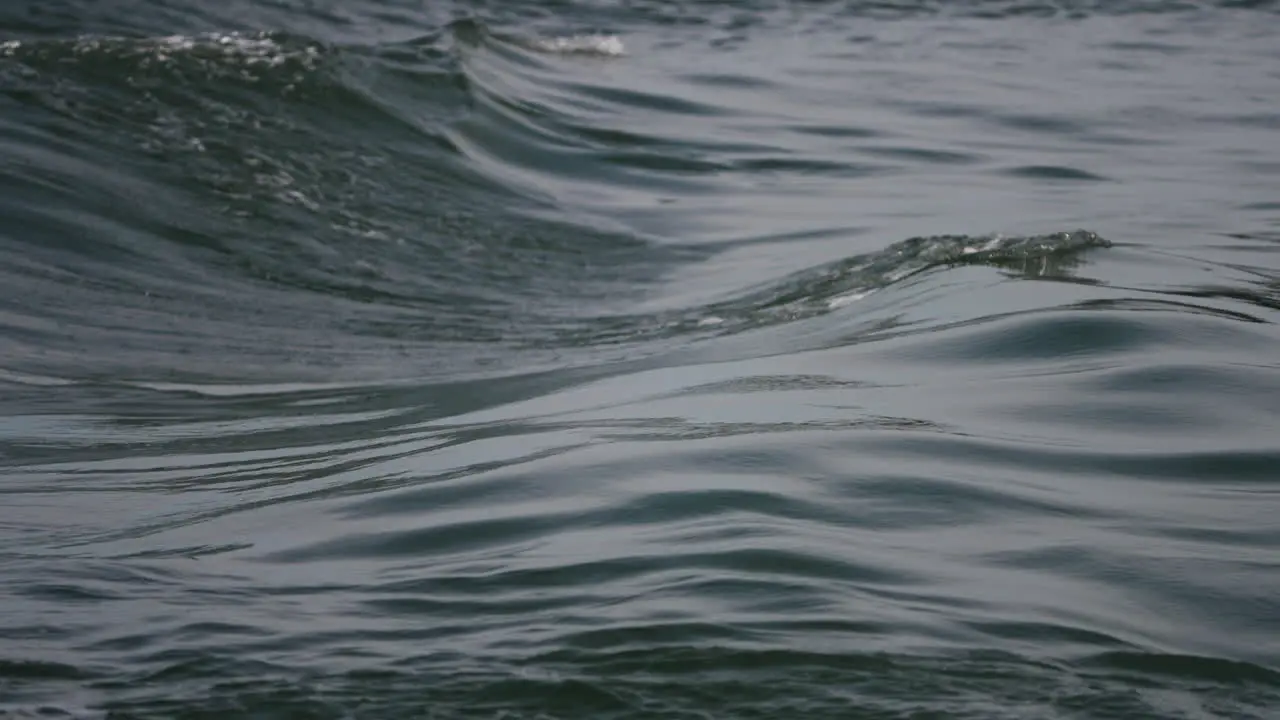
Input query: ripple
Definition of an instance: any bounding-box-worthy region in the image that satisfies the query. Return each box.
[16,647,1271,719]
[1003,164,1111,181]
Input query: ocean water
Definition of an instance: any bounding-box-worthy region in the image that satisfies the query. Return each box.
[1,0,1278,717]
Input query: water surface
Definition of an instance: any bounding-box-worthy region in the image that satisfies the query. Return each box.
[1,0,1278,717]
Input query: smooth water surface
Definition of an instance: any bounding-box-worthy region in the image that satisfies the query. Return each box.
[1,0,1278,717]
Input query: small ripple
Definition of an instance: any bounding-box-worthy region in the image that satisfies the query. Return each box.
[22,644,1265,719]
[1002,164,1111,181]
[265,509,583,562]
[871,434,1280,485]
[0,659,89,681]
[860,144,987,165]
[939,311,1167,360]
[680,71,777,90]
[786,123,880,139]
[1081,651,1280,685]
[733,156,890,176]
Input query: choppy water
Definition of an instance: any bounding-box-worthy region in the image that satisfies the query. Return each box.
[2,1,1279,717]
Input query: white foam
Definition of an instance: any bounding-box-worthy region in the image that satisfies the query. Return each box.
[530,34,626,57]
[828,290,872,309]
[0,368,75,387]
[2,31,318,71]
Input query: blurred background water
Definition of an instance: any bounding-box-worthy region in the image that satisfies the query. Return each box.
[1,1,1278,717]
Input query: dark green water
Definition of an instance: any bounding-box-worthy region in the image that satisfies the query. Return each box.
[2,1,1278,717]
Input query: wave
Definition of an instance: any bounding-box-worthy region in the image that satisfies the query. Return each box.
[0,25,674,382]
[3,6,1280,720]
[5,645,1277,719]
[548,229,1113,347]
[0,20,1120,388]
[6,13,1271,393]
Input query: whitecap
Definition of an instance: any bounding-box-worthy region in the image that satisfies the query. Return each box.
[528,34,626,57]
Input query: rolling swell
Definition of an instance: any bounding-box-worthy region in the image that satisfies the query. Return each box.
[3,2,1280,719]
[0,21,1115,383]
[0,26,696,383]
